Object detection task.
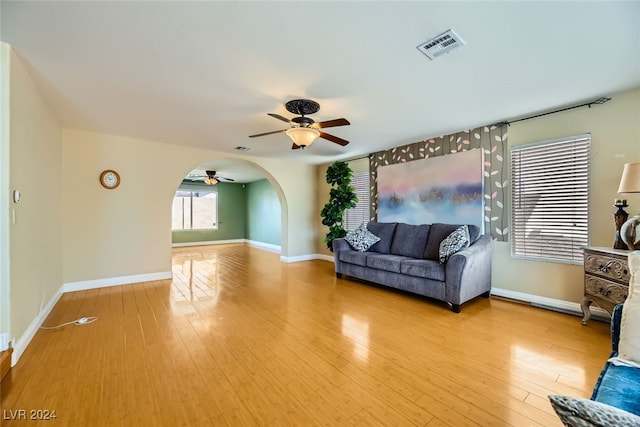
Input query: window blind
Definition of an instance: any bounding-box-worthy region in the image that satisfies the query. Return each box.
[344,171,370,231]
[511,134,590,264]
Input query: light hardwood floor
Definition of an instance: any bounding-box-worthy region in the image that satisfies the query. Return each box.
[1,244,611,426]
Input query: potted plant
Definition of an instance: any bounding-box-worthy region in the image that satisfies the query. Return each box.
[320,161,358,252]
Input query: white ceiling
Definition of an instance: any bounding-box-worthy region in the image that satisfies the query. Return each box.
[1,1,639,182]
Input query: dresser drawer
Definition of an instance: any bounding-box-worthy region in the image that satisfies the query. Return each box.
[584,252,630,283]
[585,275,628,305]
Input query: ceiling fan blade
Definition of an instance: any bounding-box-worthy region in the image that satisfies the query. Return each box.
[291,143,301,150]
[217,176,235,182]
[267,113,292,123]
[319,131,349,146]
[248,129,287,138]
[313,118,350,129]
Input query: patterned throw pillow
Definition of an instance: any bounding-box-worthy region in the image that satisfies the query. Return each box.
[345,223,381,252]
[548,395,640,427]
[438,225,470,263]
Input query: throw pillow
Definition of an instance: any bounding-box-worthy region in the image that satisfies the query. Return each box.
[618,251,640,365]
[438,225,470,263]
[345,223,381,252]
[548,395,640,427]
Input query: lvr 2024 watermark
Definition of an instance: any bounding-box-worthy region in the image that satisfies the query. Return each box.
[3,409,57,420]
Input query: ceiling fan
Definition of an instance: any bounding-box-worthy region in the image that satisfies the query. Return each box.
[185,170,234,185]
[249,99,350,149]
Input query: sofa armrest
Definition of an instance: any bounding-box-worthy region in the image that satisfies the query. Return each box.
[332,238,351,254]
[445,234,493,305]
[332,238,351,272]
[611,304,624,355]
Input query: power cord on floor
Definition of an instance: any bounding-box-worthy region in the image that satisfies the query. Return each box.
[40,316,98,329]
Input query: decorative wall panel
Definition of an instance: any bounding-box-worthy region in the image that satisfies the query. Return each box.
[370,124,508,241]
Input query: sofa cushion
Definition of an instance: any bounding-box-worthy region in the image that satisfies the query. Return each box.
[439,225,471,263]
[549,395,640,426]
[591,362,640,416]
[400,259,445,281]
[367,222,398,254]
[339,251,369,267]
[366,254,410,273]
[389,223,430,258]
[425,223,481,260]
[345,223,380,252]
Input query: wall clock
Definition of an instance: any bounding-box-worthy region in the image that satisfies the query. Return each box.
[99,169,121,189]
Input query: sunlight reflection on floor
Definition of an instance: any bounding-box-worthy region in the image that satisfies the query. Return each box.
[342,314,370,363]
[511,344,586,389]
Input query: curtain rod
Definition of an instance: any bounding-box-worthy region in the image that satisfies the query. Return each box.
[493,97,611,127]
[344,155,370,162]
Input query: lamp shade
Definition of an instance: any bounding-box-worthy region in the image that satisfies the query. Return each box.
[204,177,218,185]
[618,163,640,193]
[285,127,320,148]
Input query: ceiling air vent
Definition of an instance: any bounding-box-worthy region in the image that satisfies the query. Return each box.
[417,29,465,60]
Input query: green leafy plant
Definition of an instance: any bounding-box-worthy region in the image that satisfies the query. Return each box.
[320,161,358,251]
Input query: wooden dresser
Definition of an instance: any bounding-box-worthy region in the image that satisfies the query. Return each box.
[581,247,630,325]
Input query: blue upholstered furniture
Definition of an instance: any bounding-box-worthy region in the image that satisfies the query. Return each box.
[591,304,640,416]
[549,304,640,425]
[332,222,493,313]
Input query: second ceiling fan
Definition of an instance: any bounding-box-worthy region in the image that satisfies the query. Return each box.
[249,99,350,149]
[186,170,234,185]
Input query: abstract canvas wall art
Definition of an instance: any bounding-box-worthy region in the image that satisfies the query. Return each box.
[377,149,484,230]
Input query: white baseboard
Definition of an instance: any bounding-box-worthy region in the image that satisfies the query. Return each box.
[280,254,316,263]
[172,239,245,248]
[315,254,335,262]
[247,240,281,254]
[491,287,610,321]
[12,285,64,366]
[280,253,334,263]
[63,271,173,293]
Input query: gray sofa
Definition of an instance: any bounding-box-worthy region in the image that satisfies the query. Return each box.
[332,222,493,313]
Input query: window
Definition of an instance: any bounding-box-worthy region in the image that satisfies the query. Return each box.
[172,189,218,230]
[511,134,590,264]
[344,171,370,231]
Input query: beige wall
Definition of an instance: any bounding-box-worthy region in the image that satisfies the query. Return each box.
[316,163,332,256]
[8,47,63,342]
[494,87,640,302]
[317,87,640,303]
[1,43,11,335]
[62,129,317,284]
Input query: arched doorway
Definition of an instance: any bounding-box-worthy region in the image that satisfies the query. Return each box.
[170,158,288,255]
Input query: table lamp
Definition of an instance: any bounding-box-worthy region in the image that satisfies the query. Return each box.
[618,162,640,250]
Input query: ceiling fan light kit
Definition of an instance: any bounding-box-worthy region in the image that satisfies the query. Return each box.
[249,98,350,149]
[285,127,320,149]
